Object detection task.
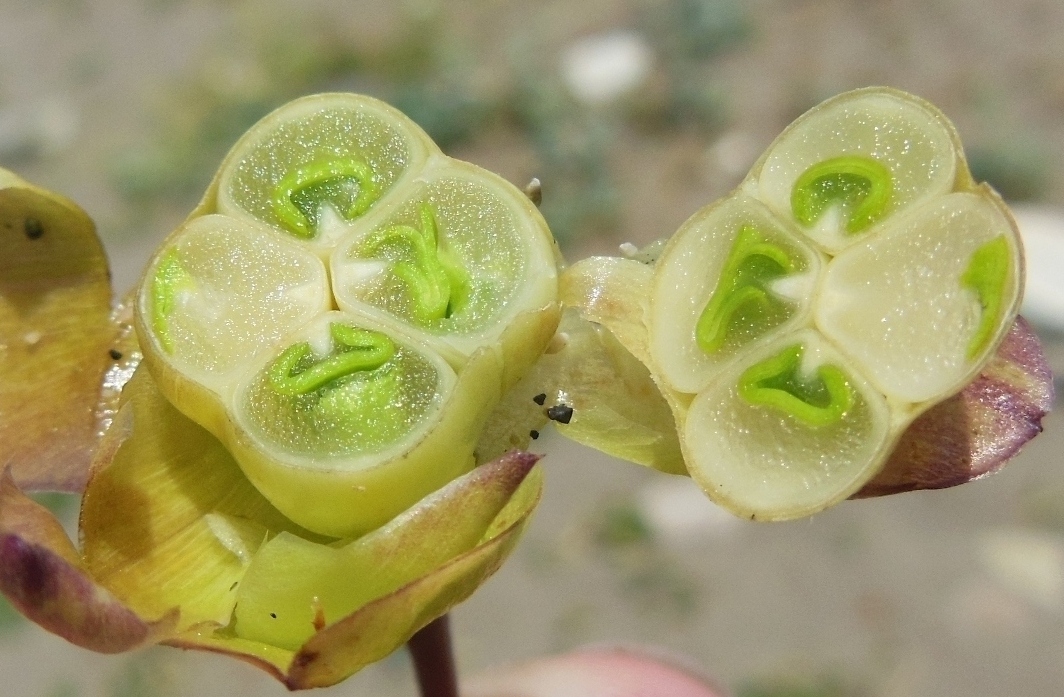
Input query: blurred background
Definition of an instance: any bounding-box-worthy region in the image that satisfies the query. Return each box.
[2,0,1064,695]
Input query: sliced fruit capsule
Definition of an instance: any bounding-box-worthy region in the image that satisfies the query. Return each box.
[651,193,820,394]
[332,163,558,365]
[684,331,891,519]
[214,93,434,254]
[136,214,329,428]
[224,311,504,537]
[815,191,1022,404]
[754,87,959,253]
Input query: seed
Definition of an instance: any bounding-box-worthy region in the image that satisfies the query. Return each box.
[546,404,574,424]
[532,393,547,405]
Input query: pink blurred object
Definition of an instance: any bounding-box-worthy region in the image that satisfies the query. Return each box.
[463,645,727,697]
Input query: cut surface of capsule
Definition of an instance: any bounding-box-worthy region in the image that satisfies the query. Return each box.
[684,331,891,519]
[651,194,820,395]
[139,214,329,392]
[815,191,1022,404]
[215,94,433,251]
[332,166,558,363]
[755,88,958,253]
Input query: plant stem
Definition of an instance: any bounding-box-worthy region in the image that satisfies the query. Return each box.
[408,614,459,697]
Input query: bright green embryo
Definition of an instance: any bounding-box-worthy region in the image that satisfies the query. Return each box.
[962,235,1011,359]
[272,156,380,238]
[738,345,855,427]
[151,250,194,353]
[359,202,471,325]
[269,323,396,397]
[791,155,892,234]
[696,225,797,354]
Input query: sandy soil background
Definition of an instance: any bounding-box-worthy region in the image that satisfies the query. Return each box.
[2,1,1064,696]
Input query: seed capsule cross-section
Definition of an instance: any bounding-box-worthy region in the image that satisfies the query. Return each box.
[135,93,559,538]
[564,88,1024,521]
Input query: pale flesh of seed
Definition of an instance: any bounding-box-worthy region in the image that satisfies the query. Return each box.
[756,90,957,253]
[146,215,327,388]
[236,314,446,461]
[684,331,891,518]
[815,192,1019,404]
[334,175,529,342]
[218,98,419,244]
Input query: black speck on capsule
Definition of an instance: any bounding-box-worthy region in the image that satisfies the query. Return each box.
[529,430,540,440]
[546,404,574,424]
[532,393,547,405]
[108,349,123,360]
[270,612,277,619]
[24,218,44,240]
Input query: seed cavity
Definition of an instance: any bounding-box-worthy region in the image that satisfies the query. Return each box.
[272,157,380,239]
[737,344,855,427]
[962,235,1011,359]
[359,202,471,324]
[696,225,797,355]
[791,155,892,235]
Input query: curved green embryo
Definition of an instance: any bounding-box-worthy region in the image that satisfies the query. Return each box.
[738,344,855,427]
[269,323,396,397]
[360,202,471,324]
[962,235,1010,359]
[791,155,893,234]
[151,249,194,353]
[272,157,380,239]
[696,225,797,354]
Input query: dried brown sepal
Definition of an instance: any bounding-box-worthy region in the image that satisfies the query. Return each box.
[0,172,113,492]
[0,468,176,652]
[856,317,1053,497]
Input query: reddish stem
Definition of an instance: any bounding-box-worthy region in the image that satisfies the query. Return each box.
[408,614,459,697]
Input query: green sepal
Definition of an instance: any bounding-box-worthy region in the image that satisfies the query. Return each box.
[791,155,892,234]
[695,225,796,354]
[272,157,379,239]
[737,344,855,427]
[962,235,1010,359]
